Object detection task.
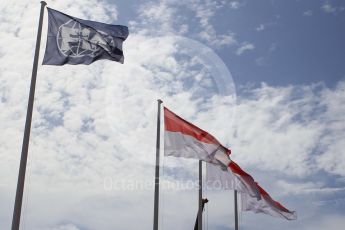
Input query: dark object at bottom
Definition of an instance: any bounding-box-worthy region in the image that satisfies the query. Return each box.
[194,198,209,230]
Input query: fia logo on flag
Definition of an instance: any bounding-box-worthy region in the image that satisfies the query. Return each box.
[43,7,128,65]
[57,19,116,58]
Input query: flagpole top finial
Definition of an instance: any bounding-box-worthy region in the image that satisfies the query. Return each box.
[158,99,163,104]
[41,1,47,6]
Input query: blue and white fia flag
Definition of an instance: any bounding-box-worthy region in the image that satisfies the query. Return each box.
[43,8,129,65]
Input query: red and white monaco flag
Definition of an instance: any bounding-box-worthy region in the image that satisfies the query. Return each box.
[206,161,261,198]
[241,183,297,220]
[164,107,260,198]
[164,107,231,165]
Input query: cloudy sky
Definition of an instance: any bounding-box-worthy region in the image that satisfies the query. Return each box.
[1,0,345,229]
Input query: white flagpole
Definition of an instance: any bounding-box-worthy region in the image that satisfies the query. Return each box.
[11,2,47,230]
[153,99,163,230]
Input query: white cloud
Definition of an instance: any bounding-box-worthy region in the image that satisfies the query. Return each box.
[232,81,345,178]
[229,1,242,10]
[255,21,278,32]
[134,0,238,47]
[256,24,265,31]
[303,10,313,16]
[45,224,81,230]
[321,1,343,14]
[322,2,336,13]
[255,57,266,66]
[304,215,345,230]
[268,43,277,53]
[277,180,345,195]
[236,42,255,55]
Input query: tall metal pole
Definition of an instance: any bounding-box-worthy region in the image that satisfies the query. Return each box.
[153,99,163,230]
[234,190,239,230]
[11,2,47,230]
[198,160,202,230]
